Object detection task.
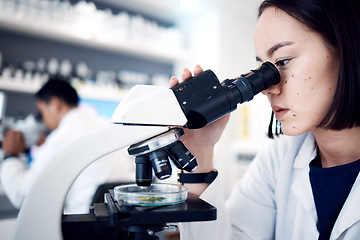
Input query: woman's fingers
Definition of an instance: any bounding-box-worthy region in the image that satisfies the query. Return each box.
[193,64,203,75]
[169,76,179,87]
[170,64,203,88]
[181,67,193,81]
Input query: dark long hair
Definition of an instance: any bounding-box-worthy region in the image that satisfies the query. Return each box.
[259,0,360,137]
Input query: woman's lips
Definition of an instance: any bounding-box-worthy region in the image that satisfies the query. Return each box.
[272,106,289,120]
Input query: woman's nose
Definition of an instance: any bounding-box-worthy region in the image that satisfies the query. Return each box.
[261,82,281,95]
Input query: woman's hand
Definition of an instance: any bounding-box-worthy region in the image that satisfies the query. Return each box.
[170,65,230,173]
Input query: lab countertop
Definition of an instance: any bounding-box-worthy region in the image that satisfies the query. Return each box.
[0,184,19,219]
[0,193,18,219]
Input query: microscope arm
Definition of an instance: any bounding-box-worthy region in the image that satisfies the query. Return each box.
[13,124,170,240]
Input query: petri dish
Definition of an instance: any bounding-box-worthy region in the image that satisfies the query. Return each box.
[113,183,188,206]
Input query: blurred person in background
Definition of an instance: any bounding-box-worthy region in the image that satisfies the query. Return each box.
[1,78,133,214]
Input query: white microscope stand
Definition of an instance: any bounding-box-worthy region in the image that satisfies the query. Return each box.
[13,84,187,240]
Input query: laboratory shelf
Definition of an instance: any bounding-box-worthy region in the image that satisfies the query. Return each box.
[0,78,127,102]
[0,79,42,94]
[0,15,185,64]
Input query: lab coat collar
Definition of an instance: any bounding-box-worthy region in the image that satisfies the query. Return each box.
[293,132,317,169]
[58,108,79,126]
[291,133,318,226]
[44,108,79,139]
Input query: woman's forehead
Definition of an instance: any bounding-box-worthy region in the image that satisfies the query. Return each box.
[254,7,308,58]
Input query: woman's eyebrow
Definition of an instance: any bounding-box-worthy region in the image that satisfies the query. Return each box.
[267,41,294,57]
[256,41,294,62]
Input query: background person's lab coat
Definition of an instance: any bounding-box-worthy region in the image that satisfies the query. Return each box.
[0,107,134,214]
[180,132,360,239]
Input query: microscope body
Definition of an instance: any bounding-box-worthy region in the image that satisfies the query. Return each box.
[13,62,279,240]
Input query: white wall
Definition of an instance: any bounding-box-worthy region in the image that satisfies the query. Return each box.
[175,0,271,198]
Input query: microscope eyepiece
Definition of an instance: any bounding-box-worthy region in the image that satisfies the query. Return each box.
[231,61,280,102]
[171,61,280,129]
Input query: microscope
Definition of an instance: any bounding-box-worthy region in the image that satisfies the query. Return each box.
[12,62,279,240]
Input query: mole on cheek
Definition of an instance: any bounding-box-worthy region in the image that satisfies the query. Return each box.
[285,81,288,83]
[297,93,300,95]
[293,114,296,117]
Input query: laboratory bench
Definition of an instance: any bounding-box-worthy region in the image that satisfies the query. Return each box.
[0,185,18,240]
[0,184,19,220]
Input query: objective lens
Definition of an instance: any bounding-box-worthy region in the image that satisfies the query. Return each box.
[168,141,197,172]
[135,156,153,187]
[149,150,172,180]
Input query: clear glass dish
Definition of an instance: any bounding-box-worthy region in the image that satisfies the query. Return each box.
[113,183,188,206]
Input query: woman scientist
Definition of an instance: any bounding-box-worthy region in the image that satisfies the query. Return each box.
[171,0,360,239]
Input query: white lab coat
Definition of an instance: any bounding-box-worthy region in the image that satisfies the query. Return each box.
[180,132,360,239]
[0,108,134,214]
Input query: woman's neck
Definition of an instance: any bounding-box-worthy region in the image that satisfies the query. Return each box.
[312,127,360,168]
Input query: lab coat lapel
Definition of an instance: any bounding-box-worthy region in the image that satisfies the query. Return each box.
[331,172,360,239]
[291,133,318,223]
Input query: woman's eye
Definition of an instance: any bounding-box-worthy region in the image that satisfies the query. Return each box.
[275,59,291,69]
